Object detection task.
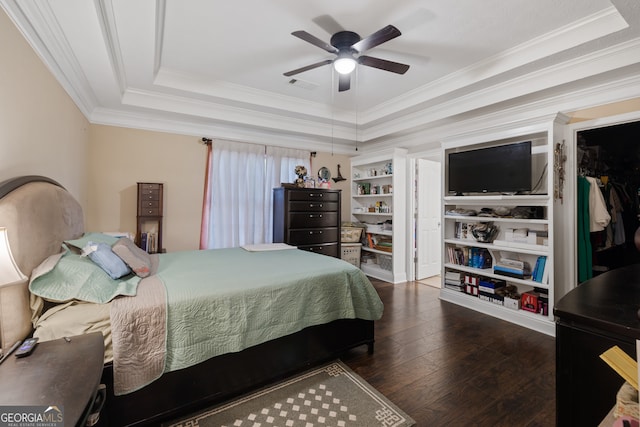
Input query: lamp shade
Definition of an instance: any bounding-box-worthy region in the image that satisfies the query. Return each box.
[0,228,26,286]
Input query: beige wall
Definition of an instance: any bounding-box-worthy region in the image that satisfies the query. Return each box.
[86,127,353,251]
[0,7,89,205]
[567,97,640,123]
[87,125,206,251]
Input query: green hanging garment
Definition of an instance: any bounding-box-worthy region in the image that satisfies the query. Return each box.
[577,176,593,283]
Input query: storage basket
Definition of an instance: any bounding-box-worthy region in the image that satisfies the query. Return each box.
[341,227,363,243]
[377,253,392,271]
[341,243,362,268]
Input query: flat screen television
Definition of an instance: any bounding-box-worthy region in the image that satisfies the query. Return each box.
[448,141,532,195]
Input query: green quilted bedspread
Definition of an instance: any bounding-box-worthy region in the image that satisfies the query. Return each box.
[155,247,384,372]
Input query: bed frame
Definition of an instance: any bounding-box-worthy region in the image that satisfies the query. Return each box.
[0,176,375,427]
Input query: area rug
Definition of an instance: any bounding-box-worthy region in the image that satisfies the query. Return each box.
[163,360,415,427]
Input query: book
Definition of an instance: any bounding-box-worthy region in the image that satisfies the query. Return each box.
[494,264,526,275]
[493,266,526,279]
[541,259,550,284]
[535,256,547,282]
[530,256,546,282]
[599,346,638,390]
[445,271,461,281]
[531,256,542,281]
[498,258,525,269]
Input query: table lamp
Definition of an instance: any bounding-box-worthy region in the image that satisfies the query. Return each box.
[0,227,26,286]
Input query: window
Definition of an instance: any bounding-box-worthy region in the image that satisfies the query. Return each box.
[201,140,310,249]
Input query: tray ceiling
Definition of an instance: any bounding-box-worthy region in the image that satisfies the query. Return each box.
[2,0,640,152]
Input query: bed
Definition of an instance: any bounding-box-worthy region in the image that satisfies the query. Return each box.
[0,176,383,426]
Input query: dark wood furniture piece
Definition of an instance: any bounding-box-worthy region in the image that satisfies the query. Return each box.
[554,264,640,426]
[136,182,163,253]
[273,187,341,258]
[0,332,105,427]
[101,318,373,426]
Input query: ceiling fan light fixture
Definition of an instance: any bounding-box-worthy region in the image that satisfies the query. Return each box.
[334,55,357,75]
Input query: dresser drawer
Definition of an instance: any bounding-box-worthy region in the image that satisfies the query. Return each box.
[139,200,160,209]
[289,201,338,212]
[289,212,338,228]
[288,228,338,245]
[298,243,339,257]
[140,207,161,216]
[288,191,339,202]
[139,183,161,191]
[140,190,160,200]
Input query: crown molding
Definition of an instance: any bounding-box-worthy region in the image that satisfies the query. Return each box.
[0,0,98,117]
[361,5,629,124]
[361,37,640,142]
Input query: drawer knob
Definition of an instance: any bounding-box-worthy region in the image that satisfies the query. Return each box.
[148,210,153,214]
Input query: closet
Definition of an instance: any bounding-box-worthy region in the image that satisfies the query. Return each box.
[577,120,640,282]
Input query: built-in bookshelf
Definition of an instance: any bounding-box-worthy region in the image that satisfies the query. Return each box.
[440,117,565,337]
[350,148,407,283]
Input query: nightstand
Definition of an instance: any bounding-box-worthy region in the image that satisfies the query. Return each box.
[0,332,105,427]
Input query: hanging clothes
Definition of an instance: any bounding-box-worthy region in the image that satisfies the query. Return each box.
[585,176,611,232]
[577,176,593,283]
[606,184,626,246]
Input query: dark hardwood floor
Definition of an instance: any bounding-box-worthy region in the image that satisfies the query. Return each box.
[342,278,556,427]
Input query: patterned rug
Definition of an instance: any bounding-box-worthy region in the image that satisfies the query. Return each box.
[163,360,415,427]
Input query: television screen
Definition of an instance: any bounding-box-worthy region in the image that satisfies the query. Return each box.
[448,141,532,194]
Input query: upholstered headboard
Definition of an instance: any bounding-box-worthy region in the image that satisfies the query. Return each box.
[0,176,84,349]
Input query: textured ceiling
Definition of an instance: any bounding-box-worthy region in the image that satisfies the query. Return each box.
[2,0,640,152]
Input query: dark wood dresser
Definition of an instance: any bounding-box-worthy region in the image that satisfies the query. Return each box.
[554,264,640,426]
[273,187,341,258]
[136,182,163,253]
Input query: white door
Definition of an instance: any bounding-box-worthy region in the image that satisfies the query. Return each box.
[416,159,441,279]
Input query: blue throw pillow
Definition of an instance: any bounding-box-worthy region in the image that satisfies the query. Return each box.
[85,241,131,279]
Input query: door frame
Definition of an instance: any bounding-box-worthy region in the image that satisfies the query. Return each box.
[559,110,640,297]
[407,148,442,282]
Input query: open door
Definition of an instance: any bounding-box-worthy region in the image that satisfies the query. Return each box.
[416,158,441,280]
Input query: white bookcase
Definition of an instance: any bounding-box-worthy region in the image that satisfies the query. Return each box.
[440,117,565,336]
[351,148,407,283]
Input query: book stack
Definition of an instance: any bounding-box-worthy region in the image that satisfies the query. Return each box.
[478,278,507,305]
[444,271,464,292]
[140,232,158,253]
[493,257,531,279]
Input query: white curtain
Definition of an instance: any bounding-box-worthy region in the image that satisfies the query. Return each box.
[204,140,310,249]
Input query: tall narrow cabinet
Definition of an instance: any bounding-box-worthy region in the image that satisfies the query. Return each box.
[351,148,407,283]
[136,182,163,253]
[440,116,566,336]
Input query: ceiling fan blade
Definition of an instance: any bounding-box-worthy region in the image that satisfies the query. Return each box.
[312,15,345,35]
[283,59,333,77]
[351,25,401,53]
[291,31,338,54]
[338,73,351,92]
[358,55,410,74]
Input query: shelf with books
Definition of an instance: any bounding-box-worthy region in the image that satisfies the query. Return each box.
[440,120,562,337]
[351,148,407,283]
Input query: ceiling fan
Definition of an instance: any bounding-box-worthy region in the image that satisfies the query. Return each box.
[283,25,410,92]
